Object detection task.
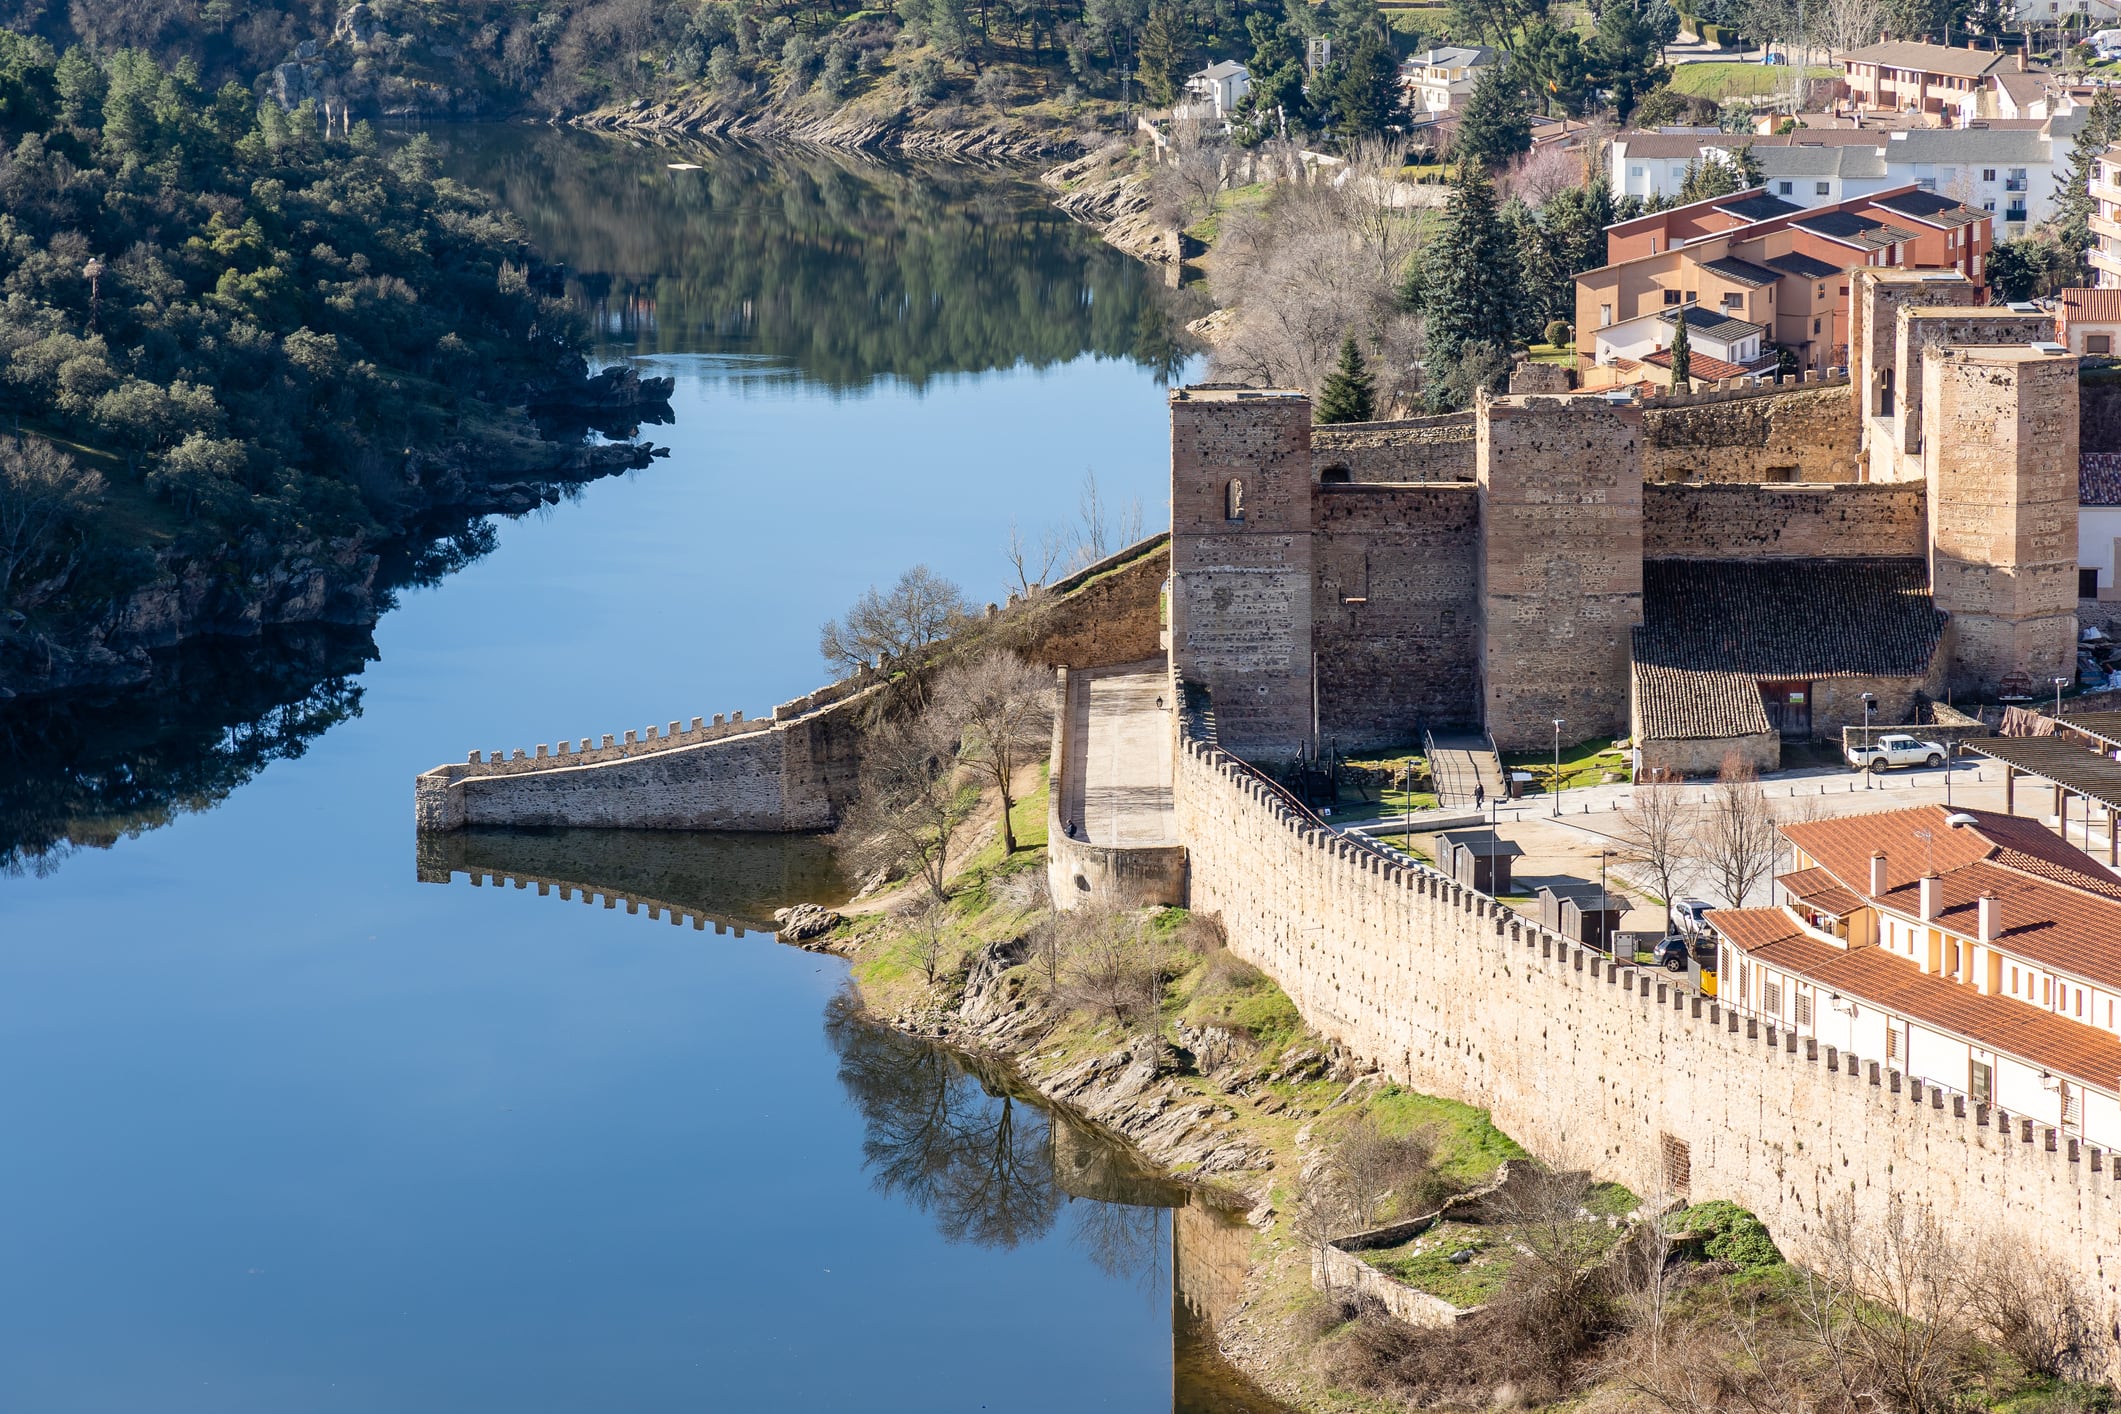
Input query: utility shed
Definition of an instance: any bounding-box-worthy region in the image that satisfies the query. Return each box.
[1539,882,1632,951]
[1434,829,1525,894]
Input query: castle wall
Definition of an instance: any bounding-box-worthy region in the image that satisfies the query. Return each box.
[1640,384,1861,485]
[1643,483,1926,558]
[1478,395,1643,750]
[1168,389,1316,761]
[1923,347,2081,696]
[1890,310,2054,469]
[1851,269,1978,424]
[1174,726,2121,1358]
[1312,415,1475,484]
[1315,484,1482,743]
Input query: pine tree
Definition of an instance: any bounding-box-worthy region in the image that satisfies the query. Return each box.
[1317,335,1377,423]
[1137,5,1187,109]
[1667,303,1692,389]
[1333,30,1403,139]
[2059,88,2121,281]
[1418,160,1522,410]
[1452,61,1531,168]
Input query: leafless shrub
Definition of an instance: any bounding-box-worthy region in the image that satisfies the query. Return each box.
[1617,780,1696,931]
[1486,1167,1625,1381]
[1173,909,1226,955]
[1054,905,1164,1029]
[1795,1195,1982,1414]
[1329,1112,1443,1228]
[1004,517,1065,596]
[929,649,1052,856]
[1502,141,1587,206]
[838,709,968,904]
[904,901,952,988]
[1147,116,1229,230]
[0,435,103,607]
[1964,1234,2096,1382]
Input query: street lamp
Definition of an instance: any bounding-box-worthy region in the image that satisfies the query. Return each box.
[1552,718,1564,818]
[2055,676,2071,722]
[1861,693,1876,789]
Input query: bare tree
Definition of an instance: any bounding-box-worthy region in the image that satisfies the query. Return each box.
[1004,518,1063,596]
[819,565,968,678]
[1797,1196,1980,1414]
[1488,1167,1623,1376]
[1965,1232,2095,1380]
[1816,0,1886,58]
[930,649,1054,856]
[1055,906,1163,1029]
[839,709,968,903]
[905,900,953,988]
[1148,116,1229,231]
[0,435,104,608]
[1696,754,1780,909]
[1328,1112,1442,1229]
[1617,780,1696,930]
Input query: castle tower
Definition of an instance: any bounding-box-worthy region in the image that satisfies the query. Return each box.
[1921,345,2080,697]
[1167,387,1315,760]
[1477,393,1643,751]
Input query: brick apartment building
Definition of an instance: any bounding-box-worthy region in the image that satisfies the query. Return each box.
[1575,183,1990,382]
[1712,804,2121,1151]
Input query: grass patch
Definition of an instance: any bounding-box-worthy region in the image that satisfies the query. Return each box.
[1666,61,1839,100]
[1501,737,1632,794]
[1362,1085,1529,1186]
[1184,181,1272,246]
[1526,341,1576,366]
[1362,1219,1514,1307]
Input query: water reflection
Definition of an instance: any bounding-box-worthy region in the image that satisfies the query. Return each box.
[427,128,1203,388]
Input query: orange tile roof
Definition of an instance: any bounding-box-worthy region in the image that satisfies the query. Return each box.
[1714,907,2121,1091]
[1779,804,2121,992]
[1779,866,1864,916]
[2059,287,2121,326]
[1642,349,1752,382]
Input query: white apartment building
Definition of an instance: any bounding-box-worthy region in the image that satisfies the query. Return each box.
[1398,45,1496,115]
[1710,804,2121,1151]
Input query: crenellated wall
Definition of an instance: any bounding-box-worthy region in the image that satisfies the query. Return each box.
[1644,482,1927,559]
[1173,715,2121,1358]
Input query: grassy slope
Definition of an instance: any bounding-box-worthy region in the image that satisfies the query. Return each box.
[1668,62,1841,100]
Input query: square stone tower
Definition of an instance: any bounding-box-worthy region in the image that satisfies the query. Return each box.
[1921,345,2080,697]
[1168,387,1315,761]
[1477,392,1644,751]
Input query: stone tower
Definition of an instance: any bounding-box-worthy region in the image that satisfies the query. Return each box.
[1167,387,1315,761]
[1477,392,1644,751]
[1921,345,2080,697]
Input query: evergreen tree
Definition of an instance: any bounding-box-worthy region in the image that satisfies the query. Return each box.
[1317,335,1378,423]
[2059,89,2121,282]
[1667,303,1691,388]
[1231,11,1310,142]
[1328,0,1389,42]
[1452,61,1531,167]
[1520,182,1610,329]
[1136,5,1187,108]
[1515,20,1591,116]
[1418,160,1523,410]
[1333,30,1404,139]
[1676,145,1759,203]
[1588,0,1665,124]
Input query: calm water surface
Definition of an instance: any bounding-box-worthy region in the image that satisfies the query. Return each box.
[0,128,1281,1411]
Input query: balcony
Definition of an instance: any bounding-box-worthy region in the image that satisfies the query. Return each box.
[2004,178,2029,193]
[2092,178,2121,205]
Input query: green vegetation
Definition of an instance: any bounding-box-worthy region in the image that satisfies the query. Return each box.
[1675,1198,1784,1269]
[1501,736,1632,793]
[1362,1220,1514,1307]
[1362,1085,1529,1184]
[1666,61,1839,100]
[0,37,629,675]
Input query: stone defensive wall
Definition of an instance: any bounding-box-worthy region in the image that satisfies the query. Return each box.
[1643,482,1928,559]
[1311,414,1475,483]
[1640,376,1859,485]
[415,534,1172,833]
[1045,665,1188,911]
[1173,708,2121,1348]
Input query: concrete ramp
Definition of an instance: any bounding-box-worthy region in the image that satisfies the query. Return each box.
[1427,730,1504,808]
[1049,660,1186,909]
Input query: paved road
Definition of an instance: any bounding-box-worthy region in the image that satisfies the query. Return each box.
[1061,661,1177,847]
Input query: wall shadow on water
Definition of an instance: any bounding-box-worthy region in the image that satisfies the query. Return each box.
[415,824,847,934]
[0,626,376,876]
[425,126,1203,390]
[823,993,1292,1414]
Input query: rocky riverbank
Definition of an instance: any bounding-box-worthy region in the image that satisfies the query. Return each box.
[575,89,1090,161]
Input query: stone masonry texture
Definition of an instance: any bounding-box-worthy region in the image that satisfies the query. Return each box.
[1478,394,1644,750]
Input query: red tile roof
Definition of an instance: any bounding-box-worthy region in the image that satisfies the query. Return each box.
[1779,867,1865,916]
[2059,287,2121,326]
[1713,907,2121,1091]
[1642,348,1751,382]
[1779,804,2121,991]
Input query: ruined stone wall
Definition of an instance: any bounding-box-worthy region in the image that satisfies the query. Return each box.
[1312,415,1475,484]
[1017,537,1169,669]
[1640,383,1861,485]
[1478,395,1643,750]
[1891,310,2054,463]
[1314,484,1482,744]
[1643,483,1926,558]
[1174,728,2121,1358]
[1923,348,2081,697]
[1169,390,1315,761]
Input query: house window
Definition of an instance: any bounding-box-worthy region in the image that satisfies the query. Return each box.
[1816,181,1831,195]
[1886,1024,1901,1063]
[1663,289,1683,305]
[1970,1060,1993,1103]
[1813,318,1822,335]
[1779,181,1795,195]
[1983,168,1997,182]
[2065,1086,2082,1126]
[1600,303,1613,327]
[1764,979,1783,1015]
[1722,292,1743,311]
[1817,283,1826,299]
[1630,165,1645,178]
[1225,479,1245,522]
[2045,976,2053,1006]
[2084,568,2102,598]
[2089,334,2113,355]
[1918,178,1937,192]
[2012,965,2020,994]
[1984,200,1996,212]
[1796,991,1813,1026]
[1738,962,1749,1003]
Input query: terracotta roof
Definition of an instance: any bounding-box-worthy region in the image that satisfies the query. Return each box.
[1642,348,1751,382]
[1634,661,1772,740]
[1780,867,1865,916]
[1838,40,2010,80]
[2081,452,2121,505]
[1780,803,2121,992]
[1720,909,2121,1091]
[1615,133,1717,159]
[2059,287,2121,325]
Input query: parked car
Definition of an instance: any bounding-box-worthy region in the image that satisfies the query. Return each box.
[1671,898,1714,934]
[1845,733,1946,773]
[1653,934,1719,973]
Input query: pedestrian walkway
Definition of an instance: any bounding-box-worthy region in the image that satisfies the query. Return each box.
[1060,661,1176,847]
[1427,729,1504,809]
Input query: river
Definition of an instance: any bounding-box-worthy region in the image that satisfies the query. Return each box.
[0,128,1287,1411]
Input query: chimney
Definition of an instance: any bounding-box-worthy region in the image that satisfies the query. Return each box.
[1978,892,1999,943]
[1919,874,1940,922]
[2017,49,2027,72]
[1870,852,1889,896]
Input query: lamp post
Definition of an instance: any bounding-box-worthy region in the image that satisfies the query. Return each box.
[1552,718,1564,818]
[1861,693,1876,789]
[1599,847,1611,955]
[2055,676,2070,722]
